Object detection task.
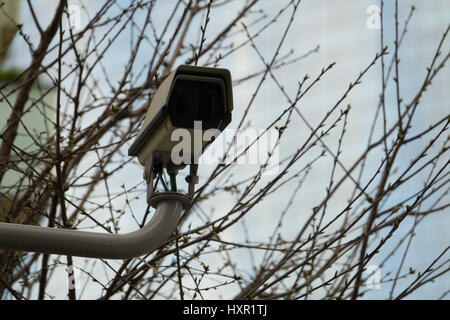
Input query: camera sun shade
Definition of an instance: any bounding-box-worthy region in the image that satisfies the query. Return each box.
[128,65,233,163]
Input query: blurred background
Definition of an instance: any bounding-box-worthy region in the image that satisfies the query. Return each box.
[0,0,449,299]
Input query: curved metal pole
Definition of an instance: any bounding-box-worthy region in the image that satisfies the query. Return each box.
[0,199,184,259]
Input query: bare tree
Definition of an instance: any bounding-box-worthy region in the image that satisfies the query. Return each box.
[0,0,448,300]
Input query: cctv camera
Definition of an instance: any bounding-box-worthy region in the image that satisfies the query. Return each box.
[128,65,233,204]
[128,65,232,164]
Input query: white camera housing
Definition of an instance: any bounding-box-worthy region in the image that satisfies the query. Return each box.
[128,65,233,167]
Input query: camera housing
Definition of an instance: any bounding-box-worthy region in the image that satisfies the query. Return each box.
[128,65,233,167]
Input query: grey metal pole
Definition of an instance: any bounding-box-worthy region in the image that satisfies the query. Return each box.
[0,196,185,259]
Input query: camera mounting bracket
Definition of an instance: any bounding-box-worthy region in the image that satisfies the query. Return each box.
[144,153,198,208]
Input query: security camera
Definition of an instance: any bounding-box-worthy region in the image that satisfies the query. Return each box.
[128,65,232,164]
[0,65,234,259]
[128,65,233,204]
